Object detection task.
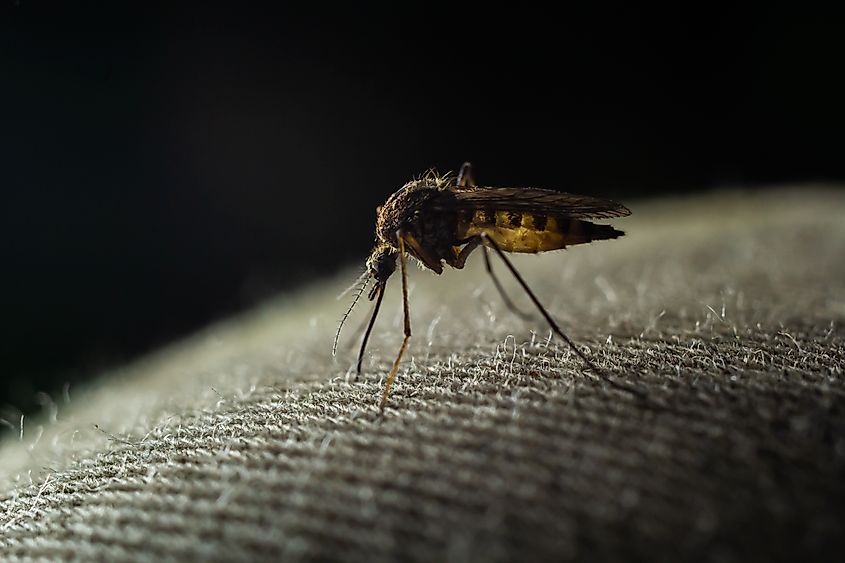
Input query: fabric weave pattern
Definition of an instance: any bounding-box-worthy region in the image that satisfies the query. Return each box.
[2,189,844,562]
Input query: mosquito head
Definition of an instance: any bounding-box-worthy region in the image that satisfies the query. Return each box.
[366,243,397,299]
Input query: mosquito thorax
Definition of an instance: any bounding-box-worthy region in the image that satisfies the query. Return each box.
[375,175,451,244]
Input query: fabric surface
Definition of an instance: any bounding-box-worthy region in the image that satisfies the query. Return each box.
[1,188,844,562]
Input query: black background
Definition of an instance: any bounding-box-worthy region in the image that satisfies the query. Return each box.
[2,2,843,415]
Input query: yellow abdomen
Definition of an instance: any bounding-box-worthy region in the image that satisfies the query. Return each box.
[456,210,620,253]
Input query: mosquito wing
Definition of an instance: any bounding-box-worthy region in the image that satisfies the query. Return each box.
[435,186,631,219]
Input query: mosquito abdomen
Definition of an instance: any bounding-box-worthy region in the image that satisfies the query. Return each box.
[457,209,624,253]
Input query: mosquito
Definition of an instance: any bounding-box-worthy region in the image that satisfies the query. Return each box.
[334,162,631,414]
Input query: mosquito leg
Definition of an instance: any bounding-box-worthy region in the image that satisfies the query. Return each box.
[481,246,534,321]
[481,233,595,369]
[449,236,532,320]
[356,283,385,377]
[450,236,481,269]
[480,233,643,398]
[457,162,475,188]
[379,233,411,415]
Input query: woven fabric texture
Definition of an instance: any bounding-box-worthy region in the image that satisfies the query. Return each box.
[1,189,844,562]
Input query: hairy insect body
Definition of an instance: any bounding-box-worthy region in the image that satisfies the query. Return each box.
[373,176,625,269]
[341,163,631,414]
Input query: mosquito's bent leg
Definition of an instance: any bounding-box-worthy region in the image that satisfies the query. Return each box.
[457,162,475,188]
[450,236,532,319]
[380,233,412,415]
[451,236,481,269]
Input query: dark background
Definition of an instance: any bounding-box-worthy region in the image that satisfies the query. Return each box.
[1,2,843,416]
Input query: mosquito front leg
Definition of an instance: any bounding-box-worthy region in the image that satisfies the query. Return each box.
[380,232,412,415]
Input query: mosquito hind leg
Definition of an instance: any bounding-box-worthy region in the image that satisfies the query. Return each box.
[480,232,598,370]
[447,236,532,320]
[479,232,644,398]
[481,246,534,320]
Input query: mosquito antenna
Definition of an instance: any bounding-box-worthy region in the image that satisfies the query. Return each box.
[356,282,385,375]
[336,268,369,301]
[333,273,370,356]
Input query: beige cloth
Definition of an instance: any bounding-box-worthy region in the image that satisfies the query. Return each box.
[1,189,844,561]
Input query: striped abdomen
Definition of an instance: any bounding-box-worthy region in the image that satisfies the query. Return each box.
[455,209,624,253]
